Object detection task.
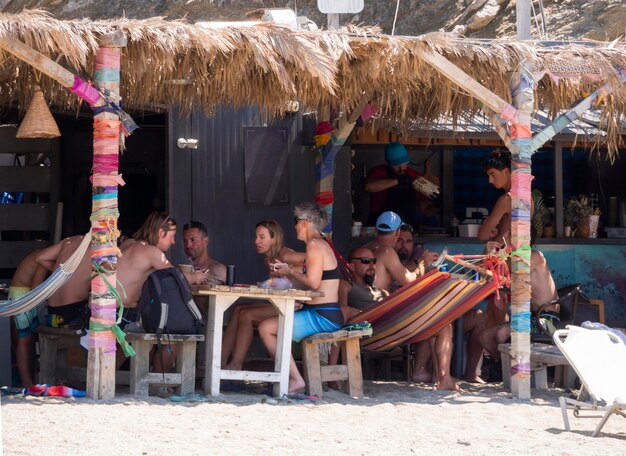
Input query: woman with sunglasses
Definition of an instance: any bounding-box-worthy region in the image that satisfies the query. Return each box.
[221,220,304,369]
[259,202,343,393]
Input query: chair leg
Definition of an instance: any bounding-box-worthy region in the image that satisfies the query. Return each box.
[559,396,571,431]
[592,406,616,437]
[302,341,323,397]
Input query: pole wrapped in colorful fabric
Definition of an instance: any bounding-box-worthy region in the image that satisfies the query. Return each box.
[508,69,535,400]
[314,100,372,234]
[87,32,128,400]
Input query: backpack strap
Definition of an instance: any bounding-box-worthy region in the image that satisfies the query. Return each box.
[168,268,203,323]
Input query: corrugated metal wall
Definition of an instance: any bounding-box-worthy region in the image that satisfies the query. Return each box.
[168,106,351,284]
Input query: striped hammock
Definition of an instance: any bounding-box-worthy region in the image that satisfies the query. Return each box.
[0,234,91,317]
[351,269,496,352]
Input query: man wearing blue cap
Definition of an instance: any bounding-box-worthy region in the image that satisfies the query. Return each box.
[364,142,429,228]
[365,211,458,390]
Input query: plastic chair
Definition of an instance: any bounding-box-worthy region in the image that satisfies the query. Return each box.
[553,326,626,437]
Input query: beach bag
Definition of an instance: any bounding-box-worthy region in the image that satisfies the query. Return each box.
[137,268,204,335]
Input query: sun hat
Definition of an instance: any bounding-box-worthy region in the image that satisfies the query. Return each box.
[376,211,402,232]
[384,142,409,166]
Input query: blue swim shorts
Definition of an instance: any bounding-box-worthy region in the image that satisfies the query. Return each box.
[9,287,40,338]
[292,305,343,342]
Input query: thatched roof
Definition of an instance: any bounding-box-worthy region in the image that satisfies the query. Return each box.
[0,10,625,156]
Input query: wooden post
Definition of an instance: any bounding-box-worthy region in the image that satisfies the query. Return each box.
[314,97,368,233]
[86,31,127,400]
[508,67,534,400]
[516,0,531,40]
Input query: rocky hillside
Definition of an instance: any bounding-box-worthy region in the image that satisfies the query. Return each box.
[0,0,624,41]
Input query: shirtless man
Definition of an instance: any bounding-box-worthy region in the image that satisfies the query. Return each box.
[365,211,458,390]
[393,225,486,383]
[117,212,190,373]
[10,249,48,386]
[480,249,558,359]
[182,221,226,286]
[478,150,513,243]
[37,235,92,328]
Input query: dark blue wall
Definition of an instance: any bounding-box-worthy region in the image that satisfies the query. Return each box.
[168,106,351,284]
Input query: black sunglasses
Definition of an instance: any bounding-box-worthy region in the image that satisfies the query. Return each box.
[350,257,377,265]
[294,217,308,225]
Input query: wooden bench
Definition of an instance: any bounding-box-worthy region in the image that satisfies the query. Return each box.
[38,326,92,385]
[301,328,372,398]
[126,333,204,397]
[498,342,577,390]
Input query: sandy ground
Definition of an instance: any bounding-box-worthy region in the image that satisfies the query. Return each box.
[1,381,625,455]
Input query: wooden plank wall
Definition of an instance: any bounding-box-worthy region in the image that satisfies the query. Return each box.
[168,107,351,285]
[0,126,59,269]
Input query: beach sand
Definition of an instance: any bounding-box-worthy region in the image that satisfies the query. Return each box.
[1,381,624,455]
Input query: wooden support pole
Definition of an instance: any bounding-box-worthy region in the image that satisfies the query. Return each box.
[508,68,534,400]
[315,95,369,233]
[86,31,127,400]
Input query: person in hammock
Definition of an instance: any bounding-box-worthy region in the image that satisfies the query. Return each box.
[364,212,459,391]
[9,249,48,387]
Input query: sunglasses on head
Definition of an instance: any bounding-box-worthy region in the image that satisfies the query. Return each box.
[350,257,377,265]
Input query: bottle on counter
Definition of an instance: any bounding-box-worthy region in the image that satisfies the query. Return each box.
[450,216,459,237]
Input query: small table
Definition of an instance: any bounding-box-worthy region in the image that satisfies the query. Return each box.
[192,285,323,397]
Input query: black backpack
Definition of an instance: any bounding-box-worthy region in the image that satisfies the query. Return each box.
[137,267,204,335]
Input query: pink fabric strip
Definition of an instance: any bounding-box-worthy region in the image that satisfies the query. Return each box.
[500,102,519,123]
[71,75,101,106]
[510,173,534,199]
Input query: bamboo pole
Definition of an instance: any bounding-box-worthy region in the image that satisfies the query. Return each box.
[86,31,127,400]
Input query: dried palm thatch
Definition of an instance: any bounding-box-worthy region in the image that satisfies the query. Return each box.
[0,10,624,158]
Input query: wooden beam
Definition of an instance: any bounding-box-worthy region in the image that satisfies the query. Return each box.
[414,48,515,119]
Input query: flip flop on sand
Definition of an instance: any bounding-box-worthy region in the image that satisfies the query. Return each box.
[169,393,209,403]
[24,384,86,397]
[282,393,322,402]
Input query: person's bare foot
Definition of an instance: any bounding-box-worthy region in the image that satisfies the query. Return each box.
[223,361,243,371]
[411,369,433,383]
[436,375,461,391]
[326,381,341,391]
[463,375,486,384]
[288,377,306,394]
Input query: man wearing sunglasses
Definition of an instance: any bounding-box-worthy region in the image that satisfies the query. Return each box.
[338,247,388,322]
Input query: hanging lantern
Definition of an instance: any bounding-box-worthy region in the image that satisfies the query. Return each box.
[16,85,60,138]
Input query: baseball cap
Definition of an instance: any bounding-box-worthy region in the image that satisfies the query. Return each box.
[385,142,409,166]
[376,211,402,232]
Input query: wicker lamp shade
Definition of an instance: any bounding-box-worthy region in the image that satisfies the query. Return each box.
[16,86,60,138]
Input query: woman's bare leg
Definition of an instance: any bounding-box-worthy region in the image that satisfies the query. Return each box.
[259,316,305,393]
[224,304,277,370]
[221,305,244,365]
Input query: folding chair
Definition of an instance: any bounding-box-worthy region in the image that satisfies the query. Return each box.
[553,326,626,437]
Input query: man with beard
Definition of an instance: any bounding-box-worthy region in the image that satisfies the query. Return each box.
[394,223,439,277]
[182,220,226,286]
[338,247,388,322]
[364,142,435,228]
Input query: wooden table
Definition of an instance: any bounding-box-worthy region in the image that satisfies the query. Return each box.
[192,285,323,397]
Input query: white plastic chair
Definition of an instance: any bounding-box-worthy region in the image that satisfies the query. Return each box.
[553,325,626,437]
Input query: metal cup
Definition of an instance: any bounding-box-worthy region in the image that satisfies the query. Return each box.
[226,265,236,286]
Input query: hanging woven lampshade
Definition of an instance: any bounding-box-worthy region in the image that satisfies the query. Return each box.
[16,85,60,138]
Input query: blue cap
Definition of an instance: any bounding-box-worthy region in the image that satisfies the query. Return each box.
[385,142,409,166]
[376,211,402,233]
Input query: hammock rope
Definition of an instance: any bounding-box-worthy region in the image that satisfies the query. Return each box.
[0,234,91,317]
